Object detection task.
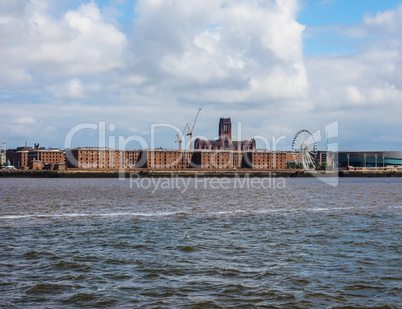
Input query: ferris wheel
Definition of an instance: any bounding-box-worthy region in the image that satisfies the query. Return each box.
[292,129,317,170]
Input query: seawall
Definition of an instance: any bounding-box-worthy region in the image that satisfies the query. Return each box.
[1,169,401,178]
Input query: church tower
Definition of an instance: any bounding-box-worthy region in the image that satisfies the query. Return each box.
[219,118,232,149]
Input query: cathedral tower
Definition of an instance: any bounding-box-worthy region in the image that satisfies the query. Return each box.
[219,118,232,149]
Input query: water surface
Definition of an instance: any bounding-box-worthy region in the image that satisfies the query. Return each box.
[0,177,401,308]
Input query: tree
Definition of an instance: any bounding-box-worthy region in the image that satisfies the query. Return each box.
[316,162,328,170]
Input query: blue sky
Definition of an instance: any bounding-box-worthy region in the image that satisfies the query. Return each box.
[1,0,402,151]
[298,0,400,26]
[299,0,402,54]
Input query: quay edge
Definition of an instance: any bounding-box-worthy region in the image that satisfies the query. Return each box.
[1,169,402,178]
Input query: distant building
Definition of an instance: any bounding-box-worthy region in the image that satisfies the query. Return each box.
[194,118,256,151]
[0,151,6,167]
[64,148,288,171]
[190,150,287,170]
[242,151,287,170]
[337,151,402,168]
[66,148,144,169]
[6,146,33,169]
[7,144,65,170]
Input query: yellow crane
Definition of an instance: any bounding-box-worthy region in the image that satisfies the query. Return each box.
[176,123,189,151]
[187,108,201,150]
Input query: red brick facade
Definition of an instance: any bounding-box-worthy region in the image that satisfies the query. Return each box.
[7,145,65,170]
[145,150,193,169]
[8,145,288,171]
[66,148,287,170]
[195,118,256,151]
[190,150,287,170]
[243,151,287,170]
[66,148,143,169]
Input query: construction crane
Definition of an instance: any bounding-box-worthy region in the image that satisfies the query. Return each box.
[187,108,201,150]
[175,123,189,151]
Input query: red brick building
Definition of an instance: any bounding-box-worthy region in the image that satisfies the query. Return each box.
[66,148,287,171]
[66,148,144,169]
[7,144,65,170]
[7,147,31,169]
[190,151,235,169]
[243,151,287,170]
[144,150,193,169]
[8,144,287,171]
[189,150,287,170]
[195,118,256,151]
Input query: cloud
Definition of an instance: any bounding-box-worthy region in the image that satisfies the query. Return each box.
[1,0,308,109]
[363,4,402,34]
[301,4,402,150]
[306,3,402,110]
[48,78,103,99]
[15,116,36,124]
[131,0,308,107]
[0,0,401,151]
[346,86,365,105]
[0,0,128,85]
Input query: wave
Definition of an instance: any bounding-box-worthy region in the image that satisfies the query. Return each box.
[0,212,179,219]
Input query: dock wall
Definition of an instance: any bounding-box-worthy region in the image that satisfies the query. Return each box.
[1,169,402,178]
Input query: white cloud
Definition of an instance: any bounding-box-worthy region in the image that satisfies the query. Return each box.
[124,75,148,86]
[346,86,365,105]
[1,0,401,151]
[301,4,402,150]
[132,0,308,105]
[193,30,220,54]
[0,0,128,85]
[48,78,103,99]
[306,4,402,111]
[363,4,402,33]
[15,116,36,124]
[1,67,32,86]
[41,126,57,139]
[66,79,84,98]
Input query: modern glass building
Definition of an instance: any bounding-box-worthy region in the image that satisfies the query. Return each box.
[337,151,402,168]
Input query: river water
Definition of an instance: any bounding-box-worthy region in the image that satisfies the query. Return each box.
[0,176,401,308]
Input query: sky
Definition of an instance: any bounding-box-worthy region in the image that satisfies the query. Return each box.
[1,0,402,151]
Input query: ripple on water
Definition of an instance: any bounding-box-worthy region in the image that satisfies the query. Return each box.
[192,300,223,308]
[54,260,92,272]
[178,245,196,252]
[61,292,97,305]
[26,283,71,295]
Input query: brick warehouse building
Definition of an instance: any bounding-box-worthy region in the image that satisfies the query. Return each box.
[144,150,193,169]
[7,144,65,170]
[65,148,287,170]
[66,148,145,169]
[243,151,287,170]
[7,146,288,171]
[190,150,286,170]
[194,118,256,151]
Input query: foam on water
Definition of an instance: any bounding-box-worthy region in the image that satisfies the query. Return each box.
[0,212,182,220]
